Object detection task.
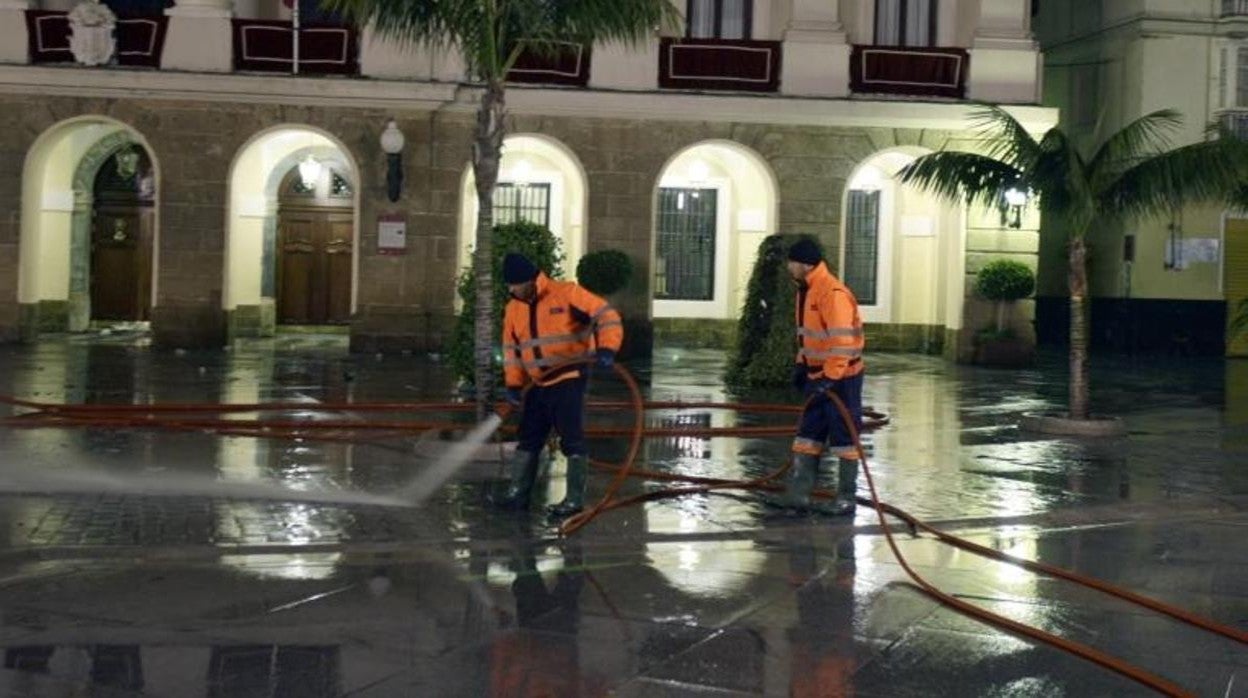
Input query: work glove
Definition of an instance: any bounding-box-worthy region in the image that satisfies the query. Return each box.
[504,387,523,407]
[595,349,616,370]
[791,364,808,391]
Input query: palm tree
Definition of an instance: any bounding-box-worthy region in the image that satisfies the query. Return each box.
[327,0,681,417]
[898,106,1247,420]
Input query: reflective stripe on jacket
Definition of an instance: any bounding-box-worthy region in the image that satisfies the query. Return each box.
[794,262,865,381]
[503,273,624,388]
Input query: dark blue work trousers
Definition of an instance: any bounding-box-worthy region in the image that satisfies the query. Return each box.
[517,377,588,456]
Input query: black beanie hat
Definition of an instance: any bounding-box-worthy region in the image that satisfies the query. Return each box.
[502,253,539,284]
[787,238,822,266]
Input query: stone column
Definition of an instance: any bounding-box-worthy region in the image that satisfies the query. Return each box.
[0,0,31,65]
[781,0,850,97]
[968,0,1040,103]
[162,0,233,73]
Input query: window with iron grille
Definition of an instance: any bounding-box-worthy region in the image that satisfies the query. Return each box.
[492,183,551,229]
[844,190,880,305]
[655,188,718,301]
[875,0,937,46]
[687,0,753,39]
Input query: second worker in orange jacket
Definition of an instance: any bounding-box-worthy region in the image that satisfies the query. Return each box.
[492,253,624,518]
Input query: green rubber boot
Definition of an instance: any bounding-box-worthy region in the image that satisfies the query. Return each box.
[547,454,588,519]
[828,457,858,516]
[490,449,539,510]
[778,452,820,509]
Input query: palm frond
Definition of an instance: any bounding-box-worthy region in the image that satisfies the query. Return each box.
[967,104,1043,170]
[1098,136,1248,222]
[1087,110,1182,187]
[895,151,1022,209]
[519,0,681,45]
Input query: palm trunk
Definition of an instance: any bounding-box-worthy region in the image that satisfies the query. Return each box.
[1067,236,1090,420]
[472,81,506,420]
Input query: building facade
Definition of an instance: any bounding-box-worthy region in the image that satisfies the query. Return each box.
[0,0,1053,361]
[1034,0,1248,357]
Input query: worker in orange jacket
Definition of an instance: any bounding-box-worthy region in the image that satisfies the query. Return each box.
[493,253,624,518]
[784,238,865,515]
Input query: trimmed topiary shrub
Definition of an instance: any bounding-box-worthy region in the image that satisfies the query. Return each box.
[576,249,633,296]
[725,233,817,388]
[448,220,565,385]
[975,259,1035,335]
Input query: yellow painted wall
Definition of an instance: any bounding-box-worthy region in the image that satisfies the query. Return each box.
[1225,218,1248,357]
[20,121,124,304]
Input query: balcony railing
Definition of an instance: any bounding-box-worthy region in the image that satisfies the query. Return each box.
[1223,0,1248,16]
[231,19,358,75]
[849,45,969,99]
[26,10,168,67]
[506,42,591,87]
[658,38,781,93]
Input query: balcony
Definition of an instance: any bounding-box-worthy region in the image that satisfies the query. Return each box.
[849,45,969,99]
[506,42,591,87]
[26,10,168,68]
[658,38,781,93]
[231,19,358,75]
[1223,0,1248,16]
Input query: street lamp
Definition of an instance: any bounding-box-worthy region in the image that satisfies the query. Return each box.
[380,119,405,202]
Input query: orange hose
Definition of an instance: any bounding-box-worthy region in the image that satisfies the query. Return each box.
[0,370,1240,695]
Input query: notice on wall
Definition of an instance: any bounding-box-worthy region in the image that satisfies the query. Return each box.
[378,214,406,255]
[1165,237,1220,269]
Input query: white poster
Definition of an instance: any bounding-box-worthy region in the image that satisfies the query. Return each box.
[378,215,406,255]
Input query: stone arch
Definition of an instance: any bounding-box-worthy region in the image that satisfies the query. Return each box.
[839,146,966,350]
[19,115,161,336]
[224,125,361,337]
[650,139,780,321]
[457,133,590,284]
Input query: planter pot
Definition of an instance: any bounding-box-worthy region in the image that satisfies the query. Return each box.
[973,336,1034,368]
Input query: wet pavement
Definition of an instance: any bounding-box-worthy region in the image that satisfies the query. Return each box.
[0,331,1244,696]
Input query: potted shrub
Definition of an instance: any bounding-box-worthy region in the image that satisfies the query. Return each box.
[576,249,633,296]
[973,259,1035,367]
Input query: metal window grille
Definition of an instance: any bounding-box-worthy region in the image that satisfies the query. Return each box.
[655,188,717,301]
[844,190,880,305]
[492,183,551,228]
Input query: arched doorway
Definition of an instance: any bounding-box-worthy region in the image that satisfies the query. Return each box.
[651,141,778,320]
[89,145,155,323]
[275,162,354,325]
[225,127,359,337]
[20,117,160,336]
[840,148,965,345]
[457,134,588,279]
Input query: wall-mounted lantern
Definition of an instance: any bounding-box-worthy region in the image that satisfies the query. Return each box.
[380,119,405,203]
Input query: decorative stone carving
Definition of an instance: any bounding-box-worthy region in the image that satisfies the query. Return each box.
[67,0,116,67]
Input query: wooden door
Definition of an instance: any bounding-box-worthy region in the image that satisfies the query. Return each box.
[277,209,353,325]
[91,205,153,322]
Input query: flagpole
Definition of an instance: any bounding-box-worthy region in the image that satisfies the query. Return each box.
[292,0,300,75]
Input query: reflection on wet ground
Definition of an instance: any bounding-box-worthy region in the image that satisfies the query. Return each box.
[0,334,1244,696]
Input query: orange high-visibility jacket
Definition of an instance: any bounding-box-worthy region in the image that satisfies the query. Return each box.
[503,273,624,388]
[795,262,865,381]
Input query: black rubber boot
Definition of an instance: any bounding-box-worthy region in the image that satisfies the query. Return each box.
[828,457,858,516]
[547,454,588,519]
[778,452,820,509]
[490,449,538,510]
